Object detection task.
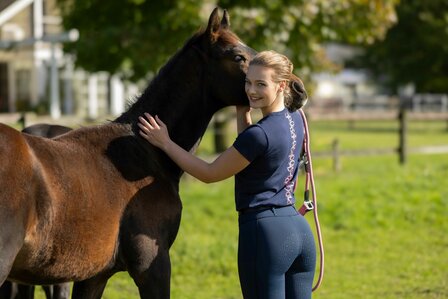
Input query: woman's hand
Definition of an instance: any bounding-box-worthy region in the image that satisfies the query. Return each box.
[138,113,171,150]
[236,105,252,134]
[236,105,251,116]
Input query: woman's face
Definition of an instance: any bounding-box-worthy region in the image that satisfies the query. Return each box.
[245,65,285,115]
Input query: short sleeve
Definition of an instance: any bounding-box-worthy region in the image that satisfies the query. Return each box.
[233,125,268,162]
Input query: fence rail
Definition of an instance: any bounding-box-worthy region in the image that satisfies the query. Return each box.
[1,110,447,170]
[307,108,448,170]
[308,111,448,121]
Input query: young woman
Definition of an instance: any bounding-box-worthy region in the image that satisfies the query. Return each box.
[138,50,316,299]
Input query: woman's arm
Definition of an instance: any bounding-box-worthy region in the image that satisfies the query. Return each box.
[138,114,250,183]
[236,106,252,134]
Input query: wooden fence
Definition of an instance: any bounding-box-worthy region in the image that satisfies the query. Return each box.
[1,109,447,171]
[308,109,448,170]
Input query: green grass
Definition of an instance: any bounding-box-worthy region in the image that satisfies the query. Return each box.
[92,154,447,299]
[21,118,447,298]
[311,154,448,299]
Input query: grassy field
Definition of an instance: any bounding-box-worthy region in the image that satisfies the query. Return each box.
[16,117,447,298]
[99,154,448,299]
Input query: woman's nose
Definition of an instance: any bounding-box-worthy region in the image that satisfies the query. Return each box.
[246,84,255,95]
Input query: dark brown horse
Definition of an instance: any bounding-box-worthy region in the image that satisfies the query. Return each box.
[0,8,255,299]
[0,124,73,299]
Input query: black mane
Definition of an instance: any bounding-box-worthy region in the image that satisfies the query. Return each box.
[114,30,205,126]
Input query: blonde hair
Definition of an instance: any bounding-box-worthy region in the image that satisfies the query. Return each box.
[249,50,306,111]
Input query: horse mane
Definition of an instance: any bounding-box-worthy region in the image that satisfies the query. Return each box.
[114,30,205,125]
[114,26,242,126]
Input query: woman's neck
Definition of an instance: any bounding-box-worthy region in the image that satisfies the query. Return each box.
[261,94,285,117]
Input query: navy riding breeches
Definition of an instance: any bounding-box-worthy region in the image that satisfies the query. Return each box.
[238,205,316,299]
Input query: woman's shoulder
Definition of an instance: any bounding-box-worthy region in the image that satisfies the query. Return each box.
[233,124,268,160]
[239,123,265,136]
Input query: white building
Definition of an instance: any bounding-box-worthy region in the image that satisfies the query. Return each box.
[311,43,396,112]
[0,0,137,119]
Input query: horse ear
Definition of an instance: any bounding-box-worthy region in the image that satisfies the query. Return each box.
[221,9,230,29]
[206,7,221,39]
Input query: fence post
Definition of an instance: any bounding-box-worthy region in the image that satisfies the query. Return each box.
[332,138,341,171]
[348,119,355,130]
[398,107,408,165]
[213,112,228,153]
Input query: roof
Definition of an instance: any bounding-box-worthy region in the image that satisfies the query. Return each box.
[0,0,34,27]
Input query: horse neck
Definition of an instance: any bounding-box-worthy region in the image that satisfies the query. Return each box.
[115,50,223,151]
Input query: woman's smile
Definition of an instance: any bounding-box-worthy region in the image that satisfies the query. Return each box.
[248,96,263,103]
[245,65,285,115]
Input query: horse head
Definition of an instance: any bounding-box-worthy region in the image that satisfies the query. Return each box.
[120,8,256,127]
[196,8,256,110]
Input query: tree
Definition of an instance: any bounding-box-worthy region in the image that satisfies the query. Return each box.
[217,0,399,78]
[58,0,206,81]
[58,0,399,82]
[350,0,448,93]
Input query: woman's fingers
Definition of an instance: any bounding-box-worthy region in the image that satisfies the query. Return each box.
[155,115,166,128]
[139,130,148,138]
[138,116,154,130]
[149,118,159,129]
[141,113,166,130]
[137,122,150,133]
[143,113,159,129]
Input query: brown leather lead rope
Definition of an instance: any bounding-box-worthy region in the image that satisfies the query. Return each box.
[297,109,324,292]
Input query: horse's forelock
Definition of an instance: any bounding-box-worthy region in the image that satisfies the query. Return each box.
[214,29,240,46]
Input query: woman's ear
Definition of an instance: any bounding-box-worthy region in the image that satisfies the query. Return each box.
[279,80,287,92]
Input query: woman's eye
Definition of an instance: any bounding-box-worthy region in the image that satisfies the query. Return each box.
[234,55,245,62]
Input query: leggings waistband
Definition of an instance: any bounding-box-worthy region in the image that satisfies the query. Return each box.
[238,205,298,224]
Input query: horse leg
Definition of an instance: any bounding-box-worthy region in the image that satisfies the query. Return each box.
[42,285,53,298]
[130,251,171,299]
[0,281,17,299]
[49,283,70,299]
[15,284,34,299]
[71,274,109,299]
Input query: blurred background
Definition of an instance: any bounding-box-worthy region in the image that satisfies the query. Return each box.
[0,0,447,298]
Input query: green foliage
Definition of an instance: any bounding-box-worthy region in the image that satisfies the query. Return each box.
[218,0,398,77]
[57,1,399,82]
[57,0,205,80]
[350,0,448,93]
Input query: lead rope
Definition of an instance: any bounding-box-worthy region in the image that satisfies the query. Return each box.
[297,109,324,292]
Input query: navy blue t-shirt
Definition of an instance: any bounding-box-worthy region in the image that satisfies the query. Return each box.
[233,108,305,211]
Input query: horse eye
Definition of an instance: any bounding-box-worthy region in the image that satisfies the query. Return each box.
[234,55,245,62]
